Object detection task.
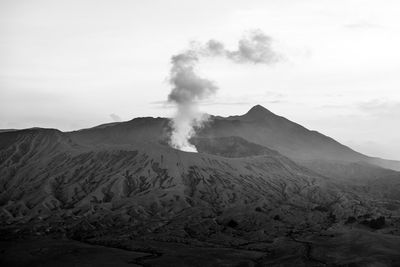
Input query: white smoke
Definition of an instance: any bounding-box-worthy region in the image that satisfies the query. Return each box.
[167,30,281,152]
[168,103,208,152]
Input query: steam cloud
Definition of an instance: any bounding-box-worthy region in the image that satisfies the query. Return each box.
[168,30,281,152]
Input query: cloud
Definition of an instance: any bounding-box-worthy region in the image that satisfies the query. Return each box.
[346,139,400,161]
[358,100,400,116]
[229,31,281,64]
[168,52,218,104]
[109,113,122,122]
[344,21,381,29]
[203,30,282,64]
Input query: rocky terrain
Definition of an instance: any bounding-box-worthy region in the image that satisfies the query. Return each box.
[1,105,400,266]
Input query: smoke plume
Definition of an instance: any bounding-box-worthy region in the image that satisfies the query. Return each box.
[167,30,281,152]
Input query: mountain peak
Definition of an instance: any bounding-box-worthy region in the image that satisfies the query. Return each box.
[248,104,270,113]
[243,105,274,120]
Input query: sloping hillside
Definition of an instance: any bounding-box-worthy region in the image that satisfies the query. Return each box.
[1,106,400,266]
[1,128,353,224]
[199,105,366,162]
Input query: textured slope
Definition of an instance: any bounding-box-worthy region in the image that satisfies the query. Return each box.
[1,106,400,266]
[1,126,396,239]
[0,128,347,223]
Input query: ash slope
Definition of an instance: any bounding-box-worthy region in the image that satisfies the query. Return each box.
[1,105,400,266]
[1,105,399,225]
[1,127,349,225]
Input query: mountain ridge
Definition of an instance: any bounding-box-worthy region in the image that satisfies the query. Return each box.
[2,105,398,170]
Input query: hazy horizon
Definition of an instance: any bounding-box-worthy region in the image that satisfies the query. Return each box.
[1,0,400,160]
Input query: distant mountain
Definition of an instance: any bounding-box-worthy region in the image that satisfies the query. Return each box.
[368,157,400,172]
[54,105,398,171]
[198,105,400,172]
[0,129,17,133]
[200,105,366,162]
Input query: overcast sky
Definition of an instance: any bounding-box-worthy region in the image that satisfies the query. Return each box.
[1,0,400,160]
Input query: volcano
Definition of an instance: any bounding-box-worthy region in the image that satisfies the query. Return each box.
[1,105,400,266]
